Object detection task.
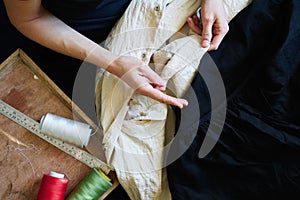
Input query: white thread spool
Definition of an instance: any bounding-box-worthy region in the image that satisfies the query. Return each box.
[40,113,92,147]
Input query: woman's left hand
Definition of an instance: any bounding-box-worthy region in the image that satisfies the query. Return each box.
[187,0,229,51]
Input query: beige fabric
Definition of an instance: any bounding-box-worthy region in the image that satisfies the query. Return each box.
[95,0,252,199]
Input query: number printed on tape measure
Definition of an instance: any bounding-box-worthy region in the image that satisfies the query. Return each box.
[0,100,112,174]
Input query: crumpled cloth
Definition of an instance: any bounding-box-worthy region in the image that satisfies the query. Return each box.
[95,0,252,199]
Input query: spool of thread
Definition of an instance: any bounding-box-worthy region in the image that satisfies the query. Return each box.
[67,168,112,200]
[37,171,69,200]
[40,113,92,147]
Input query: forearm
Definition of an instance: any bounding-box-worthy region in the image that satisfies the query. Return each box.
[4,0,117,70]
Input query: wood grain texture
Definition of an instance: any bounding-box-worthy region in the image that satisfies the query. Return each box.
[0,49,118,200]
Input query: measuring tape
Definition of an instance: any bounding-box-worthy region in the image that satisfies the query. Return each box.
[0,99,113,174]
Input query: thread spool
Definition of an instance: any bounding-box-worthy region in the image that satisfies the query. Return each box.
[67,168,112,200]
[37,171,69,200]
[40,113,92,147]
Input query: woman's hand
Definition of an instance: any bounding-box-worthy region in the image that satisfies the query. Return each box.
[107,56,188,109]
[4,0,187,108]
[187,0,229,50]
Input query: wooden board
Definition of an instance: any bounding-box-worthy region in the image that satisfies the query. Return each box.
[0,49,118,199]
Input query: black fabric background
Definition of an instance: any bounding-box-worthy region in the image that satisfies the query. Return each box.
[167,0,300,199]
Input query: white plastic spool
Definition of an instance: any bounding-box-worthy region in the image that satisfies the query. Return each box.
[40,113,92,148]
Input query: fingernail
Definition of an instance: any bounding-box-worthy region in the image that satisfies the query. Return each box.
[202,40,210,47]
[183,100,188,106]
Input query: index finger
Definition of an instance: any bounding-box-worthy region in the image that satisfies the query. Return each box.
[137,85,188,109]
[209,33,225,51]
[209,23,229,50]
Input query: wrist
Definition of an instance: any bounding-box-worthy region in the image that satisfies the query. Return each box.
[85,46,118,72]
[106,56,122,77]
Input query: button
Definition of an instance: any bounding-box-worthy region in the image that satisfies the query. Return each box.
[140,111,147,117]
[141,53,147,61]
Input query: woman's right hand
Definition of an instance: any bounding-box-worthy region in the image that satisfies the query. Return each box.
[107,56,188,109]
[4,0,187,109]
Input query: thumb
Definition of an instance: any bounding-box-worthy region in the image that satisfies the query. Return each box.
[201,18,213,48]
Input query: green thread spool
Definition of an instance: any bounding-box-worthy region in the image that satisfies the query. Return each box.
[67,168,112,200]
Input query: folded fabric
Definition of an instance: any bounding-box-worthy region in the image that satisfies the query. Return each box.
[95,0,252,199]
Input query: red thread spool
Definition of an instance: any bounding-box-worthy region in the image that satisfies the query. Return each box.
[37,171,69,200]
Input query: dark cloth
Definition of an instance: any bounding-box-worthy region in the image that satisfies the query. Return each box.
[60,0,104,8]
[167,0,300,199]
[0,0,131,97]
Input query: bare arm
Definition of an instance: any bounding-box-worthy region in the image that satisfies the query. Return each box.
[4,0,115,68]
[4,0,188,108]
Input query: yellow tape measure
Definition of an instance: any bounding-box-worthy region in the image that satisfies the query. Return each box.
[0,99,113,174]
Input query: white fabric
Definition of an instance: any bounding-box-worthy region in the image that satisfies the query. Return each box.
[95,0,252,199]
